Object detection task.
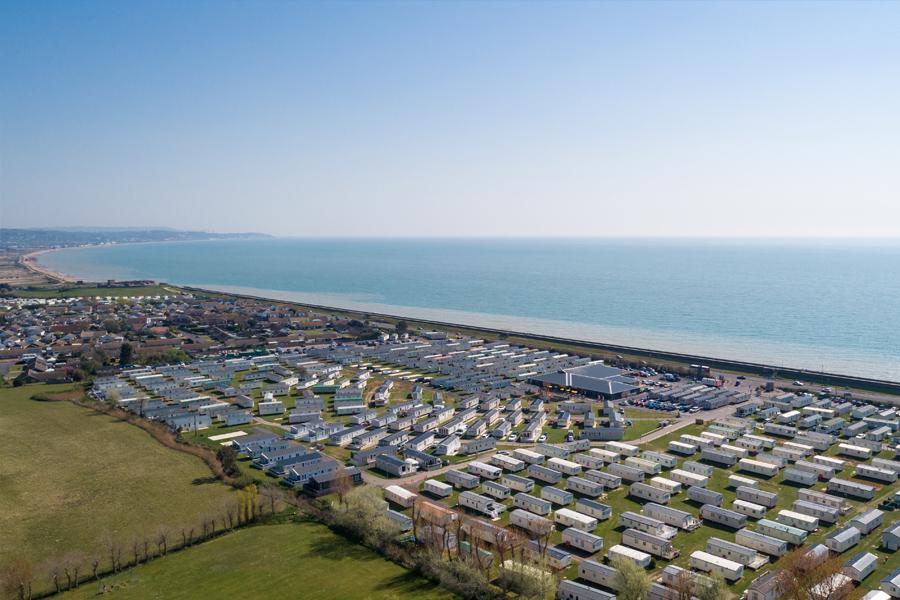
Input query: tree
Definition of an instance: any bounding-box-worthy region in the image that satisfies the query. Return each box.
[611,555,651,600]
[395,320,408,334]
[216,446,239,478]
[0,559,33,600]
[778,549,852,600]
[118,342,134,366]
[695,573,728,600]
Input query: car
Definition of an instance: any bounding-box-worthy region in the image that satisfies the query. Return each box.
[497,450,511,456]
[538,433,548,443]
[508,433,519,442]
[566,431,575,442]
[737,375,746,380]
[793,381,805,386]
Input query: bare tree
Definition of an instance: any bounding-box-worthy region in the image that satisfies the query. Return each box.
[778,549,851,600]
[61,552,84,590]
[45,561,62,594]
[156,527,169,556]
[331,469,354,506]
[1,559,34,600]
[90,552,102,581]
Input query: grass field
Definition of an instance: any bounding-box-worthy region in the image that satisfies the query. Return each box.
[11,285,177,298]
[0,384,233,568]
[59,522,455,600]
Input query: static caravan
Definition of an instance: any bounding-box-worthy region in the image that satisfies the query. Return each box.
[670,469,709,488]
[744,434,776,449]
[386,509,414,532]
[528,464,563,485]
[584,470,622,489]
[682,434,714,449]
[423,479,453,498]
[624,457,662,475]
[732,499,768,520]
[643,502,701,530]
[510,508,554,534]
[735,528,788,557]
[482,480,512,500]
[791,499,839,524]
[513,492,552,516]
[608,463,645,483]
[845,551,879,583]
[385,485,418,508]
[491,453,526,473]
[578,560,622,590]
[589,448,621,464]
[576,498,613,521]
[458,491,505,519]
[542,486,574,506]
[706,537,766,568]
[776,509,818,532]
[739,459,780,478]
[567,476,605,498]
[872,457,900,473]
[502,473,535,493]
[735,437,765,454]
[794,460,835,480]
[537,443,570,459]
[795,433,834,452]
[669,441,698,455]
[850,509,885,535]
[721,444,750,459]
[812,455,845,471]
[563,527,605,553]
[555,508,599,532]
[573,452,606,470]
[828,478,876,500]
[622,528,678,559]
[755,453,786,468]
[797,489,849,513]
[445,469,480,489]
[619,511,676,538]
[468,461,502,480]
[701,447,737,467]
[784,441,814,456]
[689,486,724,507]
[757,518,808,545]
[607,544,652,569]
[764,423,798,438]
[729,474,759,489]
[826,525,861,553]
[684,461,714,477]
[630,482,672,504]
[649,477,682,495]
[700,432,727,446]
[855,464,898,483]
[513,448,545,464]
[557,579,615,600]
[606,441,640,457]
[783,468,817,486]
[837,443,873,460]
[548,457,583,476]
[773,446,806,462]
[701,505,748,530]
[642,451,679,469]
[736,486,778,508]
[690,550,744,582]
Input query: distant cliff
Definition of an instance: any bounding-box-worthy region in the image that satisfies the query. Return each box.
[0,228,271,250]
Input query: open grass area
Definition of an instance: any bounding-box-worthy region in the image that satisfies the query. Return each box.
[10,284,177,298]
[0,384,233,569]
[622,419,665,441]
[59,521,455,600]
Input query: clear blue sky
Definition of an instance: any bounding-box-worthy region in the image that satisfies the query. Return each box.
[2,1,899,237]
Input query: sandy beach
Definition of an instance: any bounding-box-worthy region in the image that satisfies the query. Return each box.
[21,248,80,283]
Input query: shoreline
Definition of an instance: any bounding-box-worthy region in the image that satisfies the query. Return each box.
[21,248,80,283]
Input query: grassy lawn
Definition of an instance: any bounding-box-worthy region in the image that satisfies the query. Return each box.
[0,384,233,569]
[59,522,455,600]
[11,285,177,298]
[622,419,664,441]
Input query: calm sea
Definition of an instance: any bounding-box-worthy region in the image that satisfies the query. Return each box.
[39,238,900,381]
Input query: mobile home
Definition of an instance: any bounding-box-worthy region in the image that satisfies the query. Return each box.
[513,492,552,516]
[643,502,701,530]
[459,491,505,519]
[757,518,808,545]
[783,468,817,486]
[837,443,872,460]
[468,461,502,480]
[732,499,768,520]
[701,447,738,467]
[794,460,836,480]
[578,560,622,590]
[573,453,606,470]
[669,441,698,455]
[608,463,645,483]
[513,448,545,464]
[683,461,714,477]
[826,525,861,553]
[739,459,780,478]
[735,528,788,557]
[776,509,818,532]
[584,470,622,489]
[555,508,599,532]
[445,469,480,489]
[483,480,512,500]
[630,482,672,504]
[510,508,554,534]
[792,500,839,524]
[541,486,574,506]
[624,457,662,475]
[567,476,606,498]
[619,511,676,538]
[642,451,679,469]
[606,441,640,457]
[728,474,759,489]
[607,544,652,569]
[588,448,621,464]
[670,469,709,488]
[689,486,723,507]
[721,444,750,459]
[563,527,605,554]
[385,485,418,508]
[528,464,563,485]
[701,505,748,529]
[576,498,613,521]
[501,473,535,493]
[736,486,778,508]
[797,489,849,513]
[855,464,898,483]
[423,479,453,498]
[622,528,678,559]
[548,457,583,476]
[558,579,615,600]
[828,478,876,500]
[491,453,526,473]
[690,550,744,581]
[706,537,766,568]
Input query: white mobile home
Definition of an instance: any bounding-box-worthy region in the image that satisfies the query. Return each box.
[513,492,552,516]
[689,486,723,506]
[707,537,767,568]
[491,453,526,473]
[764,423,797,438]
[445,469,480,489]
[385,485,418,508]
[783,468,817,486]
[850,509,885,535]
[736,486,778,509]
[607,463,645,483]
[642,451,679,469]
[643,502,701,530]
[541,486,574,506]
[828,478,876,500]
[776,509,818,532]
[721,444,750,459]
[845,551,879,582]
[797,489,849,513]
[557,580,615,600]
[622,528,678,559]
[826,525,861,553]
[458,491,505,519]
[576,498,613,521]
[510,508,554,534]
[606,441,639,457]
[648,477,682,495]
[792,500,839,524]
[855,464,898,483]
[757,518,807,545]
[683,461,714,477]
[701,431,727,446]
[773,446,806,462]
[837,443,872,460]
[701,447,737,467]
[572,453,606,470]
[624,457,662,475]
[563,527,604,553]
[735,528,788,557]
[630,481,672,504]
[619,511,676,538]
[567,476,605,498]
[513,448,545,464]
[701,505,748,529]
[501,473,535,493]
[794,460,836,480]
[670,469,709,488]
[423,479,453,498]
[811,455,845,471]
[555,508,599,532]
[548,457,583,476]
[744,434,776,449]
[728,474,759,489]
[468,461,502,480]
[669,441,698,455]
[783,441,814,456]
[690,550,744,581]
[584,470,622,489]
[588,448,621,464]
[482,480,511,500]
[607,544,652,569]
[578,560,622,590]
[732,499,768,520]
[528,464,563,485]
[739,459,780,478]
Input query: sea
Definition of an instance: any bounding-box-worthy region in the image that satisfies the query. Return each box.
[38,238,900,382]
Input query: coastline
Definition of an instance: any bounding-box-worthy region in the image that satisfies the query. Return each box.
[21,248,79,283]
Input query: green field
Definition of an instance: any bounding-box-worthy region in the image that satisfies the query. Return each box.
[0,384,233,568]
[59,522,455,600]
[10,285,177,298]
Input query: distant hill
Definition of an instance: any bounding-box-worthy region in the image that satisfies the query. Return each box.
[0,228,271,250]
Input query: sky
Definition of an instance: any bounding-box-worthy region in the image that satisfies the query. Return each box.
[1,1,899,238]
